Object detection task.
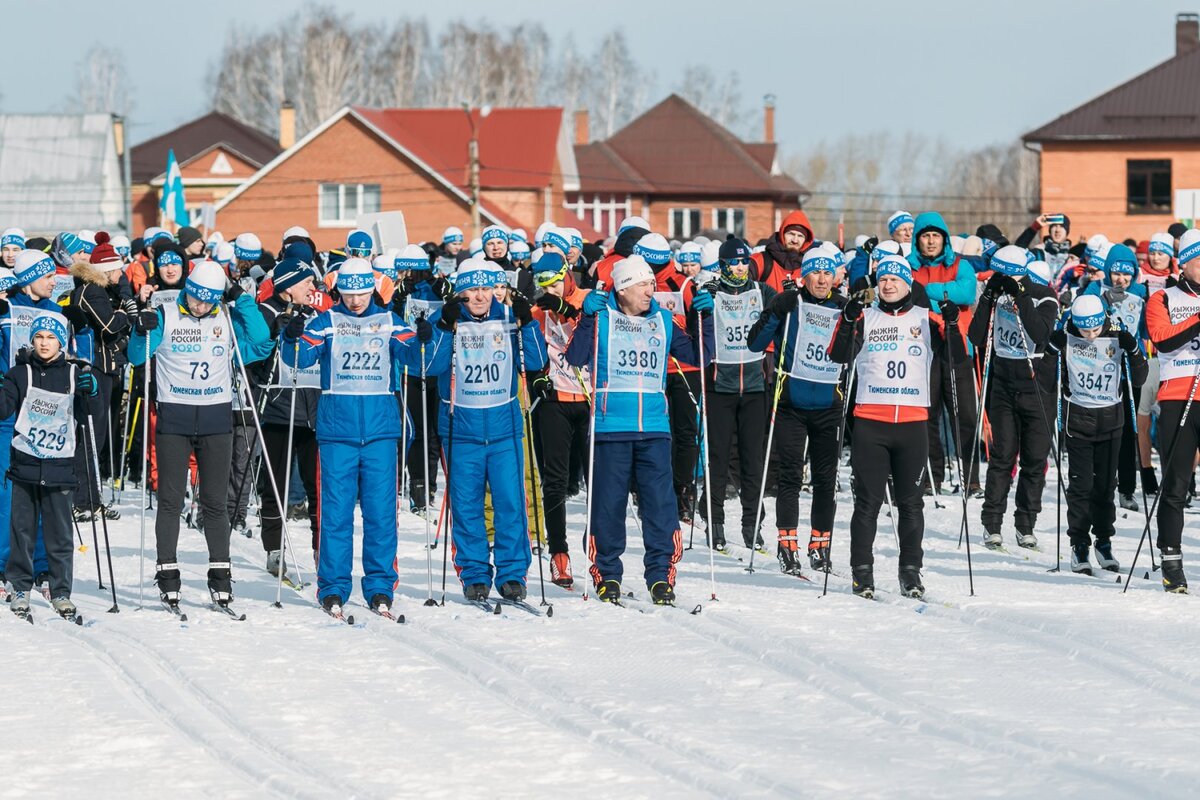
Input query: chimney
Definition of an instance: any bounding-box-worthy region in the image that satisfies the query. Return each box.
[1177,13,1199,56]
[763,94,776,143]
[279,101,296,150]
[112,115,125,157]
[575,109,589,145]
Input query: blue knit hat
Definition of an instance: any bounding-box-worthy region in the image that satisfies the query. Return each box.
[442,226,464,245]
[14,250,55,286]
[346,229,374,257]
[395,244,429,272]
[274,257,314,294]
[543,228,571,254]
[800,249,838,277]
[1149,233,1174,256]
[887,211,914,236]
[30,314,68,347]
[1179,230,1200,267]
[455,257,505,290]
[234,233,262,262]
[875,255,913,286]
[184,261,226,304]
[1,228,25,248]
[481,225,509,246]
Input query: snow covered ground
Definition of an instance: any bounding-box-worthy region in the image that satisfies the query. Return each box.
[7,461,1200,799]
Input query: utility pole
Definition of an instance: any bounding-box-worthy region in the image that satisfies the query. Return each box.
[462,103,490,240]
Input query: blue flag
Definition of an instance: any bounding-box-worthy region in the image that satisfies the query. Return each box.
[160,148,188,227]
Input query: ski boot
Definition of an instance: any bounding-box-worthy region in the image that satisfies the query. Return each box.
[969,483,985,500]
[709,523,727,552]
[1141,467,1159,496]
[982,526,1003,550]
[596,579,622,604]
[1118,493,1138,512]
[369,594,393,614]
[322,594,345,617]
[1070,542,1093,575]
[1161,548,1188,594]
[463,583,490,601]
[898,566,925,599]
[1093,538,1120,572]
[677,486,696,527]
[156,562,182,608]
[807,530,831,572]
[266,550,287,579]
[72,506,94,523]
[742,524,766,553]
[232,516,251,538]
[34,572,50,600]
[1015,528,1039,550]
[51,596,77,621]
[100,505,120,521]
[550,553,573,588]
[776,529,803,576]
[851,565,875,599]
[10,592,30,620]
[287,502,307,522]
[0,571,7,602]
[207,562,234,607]
[649,581,675,606]
[499,580,527,601]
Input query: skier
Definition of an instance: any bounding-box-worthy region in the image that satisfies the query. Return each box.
[1047,294,1147,574]
[2,228,24,268]
[424,258,547,603]
[528,252,589,587]
[564,254,714,605]
[1014,213,1072,272]
[281,257,422,616]
[887,211,915,249]
[699,237,775,552]
[829,255,963,599]
[128,261,270,610]
[0,316,97,620]
[1133,232,1176,496]
[1144,228,1200,593]
[747,246,847,574]
[967,245,1059,549]
[749,210,813,292]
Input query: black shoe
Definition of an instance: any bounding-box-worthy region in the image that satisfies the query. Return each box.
[596,579,621,604]
[852,565,875,599]
[207,562,233,604]
[287,502,307,522]
[742,527,765,550]
[155,561,182,598]
[499,580,527,601]
[1070,542,1092,575]
[370,593,392,612]
[322,594,344,614]
[464,583,490,601]
[709,523,726,551]
[1161,548,1188,594]
[777,545,803,576]
[807,530,831,571]
[567,481,581,498]
[649,581,675,606]
[677,486,696,526]
[34,571,50,588]
[1093,538,1120,572]
[969,484,985,500]
[101,506,120,520]
[898,566,925,599]
[72,506,93,522]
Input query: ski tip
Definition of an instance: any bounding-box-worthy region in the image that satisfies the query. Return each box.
[690,604,703,615]
[492,602,502,615]
[346,614,356,625]
[1144,572,1151,580]
[396,614,406,624]
[546,605,554,618]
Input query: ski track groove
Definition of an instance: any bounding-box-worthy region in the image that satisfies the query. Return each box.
[371,615,788,799]
[650,600,1159,797]
[53,622,369,800]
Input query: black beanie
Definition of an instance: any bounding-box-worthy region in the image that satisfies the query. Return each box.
[1169,222,1189,239]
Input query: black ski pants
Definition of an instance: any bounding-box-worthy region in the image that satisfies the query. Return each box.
[226,416,258,528]
[155,432,233,564]
[1117,385,1140,495]
[534,400,589,554]
[8,483,72,597]
[666,371,701,495]
[775,406,842,533]
[1065,432,1120,548]
[405,375,441,505]
[260,424,320,554]
[701,390,766,529]
[73,371,113,510]
[981,380,1053,532]
[849,418,927,569]
[1155,399,1200,550]
[927,356,979,489]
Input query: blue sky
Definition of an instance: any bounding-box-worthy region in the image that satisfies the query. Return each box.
[0,0,1188,157]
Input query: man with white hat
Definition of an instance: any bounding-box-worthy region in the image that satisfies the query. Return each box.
[128,260,271,613]
[281,257,424,618]
[564,254,714,605]
[1,228,25,268]
[423,257,548,605]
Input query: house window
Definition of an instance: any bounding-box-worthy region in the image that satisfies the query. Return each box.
[712,208,746,237]
[565,193,632,237]
[1127,160,1171,214]
[319,183,382,226]
[669,208,702,239]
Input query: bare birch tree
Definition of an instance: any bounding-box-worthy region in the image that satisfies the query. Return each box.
[68,45,133,116]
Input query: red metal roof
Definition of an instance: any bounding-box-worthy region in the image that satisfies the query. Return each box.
[353,106,564,190]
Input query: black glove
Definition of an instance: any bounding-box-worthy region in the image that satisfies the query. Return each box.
[938,298,960,325]
[437,296,462,332]
[135,309,159,334]
[0,297,9,316]
[536,293,579,319]
[120,298,138,317]
[781,277,799,294]
[860,236,879,256]
[770,289,799,317]
[223,283,244,304]
[14,346,30,366]
[394,275,415,300]
[1166,275,1179,289]
[984,272,1006,300]
[843,297,865,322]
[415,315,433,344]
[284,313,306,340]
[530,373,553,403]
[1118,330,1139,353]
[999,275,1022,297]
[849,276,871,295]
[511,292,533,326]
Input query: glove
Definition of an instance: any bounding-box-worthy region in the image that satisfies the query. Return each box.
[984,272,1006,300]
[135,310,159,334]
[394,275,415,300]
[849,276,871,295]
[769,289,799,317]
[781,277,799,294]
[223,283,244,304]
[284,313,306,340]
[437,296,462,331]
[121,298,138,317]
[511,292,533,326]
[691,289,714,315]
[530,373,553,403]
[860,236,879,256]
[14,346,30,366]
[536,293,579,319]
[999,275,1022,297]
[0,297,8,316]
[415,315,433,344]
[1118,330,1139,353]
[843,296,865,322]
[582,290,609,316]
[938,298,960,325]
[76,371,97,398]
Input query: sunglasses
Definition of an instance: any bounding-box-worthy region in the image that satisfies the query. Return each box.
[723,257,751,266]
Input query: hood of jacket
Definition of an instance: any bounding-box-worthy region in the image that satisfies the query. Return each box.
[70,261,113,287]
[908,211,956,269]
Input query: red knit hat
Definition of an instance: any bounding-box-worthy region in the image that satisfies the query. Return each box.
[89,231,123,270]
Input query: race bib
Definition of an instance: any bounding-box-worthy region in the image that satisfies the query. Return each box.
[993,298,1029,360]
[1108,291,1144,336]
[787,303,842,384]
[13,365,76,459]
[328,310,391,395]
[602,309,668,394]
[453,320,514,409]
[653,291,685,315]
[403,297,443,328]
[8,306,69,364]
[543,316,585,395]
[149,289,181,309]
[155,304,233,406]
[1157,286,1200,382]
[1065,334,1123,408]
[855,306,931,407]
[713,288,764,364]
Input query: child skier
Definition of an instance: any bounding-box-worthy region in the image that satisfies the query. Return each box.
[0,316,97,620]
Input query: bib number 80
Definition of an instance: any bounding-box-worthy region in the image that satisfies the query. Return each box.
[886,360,907,380]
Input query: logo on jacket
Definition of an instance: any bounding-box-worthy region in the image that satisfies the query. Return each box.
[492,332,504,347]
[1105,344,1117,358]
[908,345,922,357]
[909,325,922,339]
[649,336,662,348]
[212,326,223,339]
[369,321,382,333]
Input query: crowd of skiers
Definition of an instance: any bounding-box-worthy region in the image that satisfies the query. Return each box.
[0,207,1193,621]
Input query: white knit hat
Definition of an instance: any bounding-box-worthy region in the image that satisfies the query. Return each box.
[612,255,655,291]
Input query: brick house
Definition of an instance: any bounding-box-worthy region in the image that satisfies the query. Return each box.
[568,94,808,242]
[214,105,582,250]
[1024,14,1200,239]
[129,111,282,235]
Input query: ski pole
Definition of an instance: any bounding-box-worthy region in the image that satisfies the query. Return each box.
[420,327,436,607]
[116,393,140,501]
[76,366,119,613]
[943,293,976,596]
[1124,352,1158,572]
[581,281,605,601]
[439,328,458,606]
[138,334,150,610]
[512,302,550,609]
[694,295,718,602]
[1051,357,1063,572]
[958,303,995,549]
[823,357,856,598]
[1122,363,1200,592]
[746,306,794,574]
[275,331,301,608]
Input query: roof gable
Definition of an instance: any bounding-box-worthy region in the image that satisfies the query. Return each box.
[131,111,280,182]
[1025,47,1200,142]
